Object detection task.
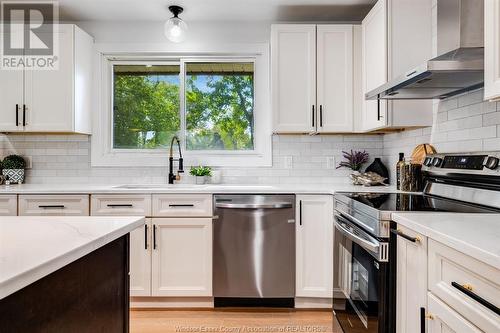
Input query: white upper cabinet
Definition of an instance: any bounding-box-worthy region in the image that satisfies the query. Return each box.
[485,0,500,101]
[317,25,354,132]
[361,0,433,131]
[362,0,388,130]
[272,24,316,133]
[0,24,93,134]
[0,69,24,131]
[272,24,356,133]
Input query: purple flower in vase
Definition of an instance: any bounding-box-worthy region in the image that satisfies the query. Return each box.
[336,150,369,172]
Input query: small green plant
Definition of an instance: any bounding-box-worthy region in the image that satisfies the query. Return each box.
[2,155,26,169]
[189,166,212,177]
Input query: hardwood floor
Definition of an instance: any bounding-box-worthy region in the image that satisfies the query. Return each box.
[130,309,343,333]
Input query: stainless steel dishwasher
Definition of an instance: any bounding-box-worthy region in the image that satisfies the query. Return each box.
[213,194,295,303]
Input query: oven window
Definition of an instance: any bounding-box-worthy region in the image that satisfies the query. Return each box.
[351,257,370,327]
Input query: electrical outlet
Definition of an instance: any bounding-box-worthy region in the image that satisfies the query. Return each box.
[24,156,33,169]
[326,156,335,169]
[284,156,293,169]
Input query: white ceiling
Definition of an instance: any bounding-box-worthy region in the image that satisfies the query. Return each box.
[58,0,376,22]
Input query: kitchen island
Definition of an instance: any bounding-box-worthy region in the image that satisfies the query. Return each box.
[0,216,145,333]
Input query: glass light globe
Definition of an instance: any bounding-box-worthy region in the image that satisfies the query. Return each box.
[165,17,188,43]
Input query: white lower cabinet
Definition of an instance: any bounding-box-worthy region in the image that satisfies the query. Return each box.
[427,239,500,332]
[0,195,17,216]
[19,194,89,216]
[396,225,428,333]
[130,219,152,296]
[396,224,500,332]
[151,218,212,297]
[427,293,482,333]
[295,195,333,298]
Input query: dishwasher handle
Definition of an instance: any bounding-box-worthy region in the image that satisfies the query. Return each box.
[215,202,293,209]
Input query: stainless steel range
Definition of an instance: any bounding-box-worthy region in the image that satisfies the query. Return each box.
[333,152,500,333]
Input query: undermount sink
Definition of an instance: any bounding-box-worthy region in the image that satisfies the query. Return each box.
[113,184,208,189]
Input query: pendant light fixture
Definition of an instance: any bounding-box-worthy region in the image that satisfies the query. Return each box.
[164,5,188,43]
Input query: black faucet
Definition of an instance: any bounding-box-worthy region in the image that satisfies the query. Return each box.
[168,136,184,184]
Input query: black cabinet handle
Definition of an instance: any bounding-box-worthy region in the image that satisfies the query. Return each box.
[319,105,323,127]
[153,224,157,250]
[311,105,315,127]
[420,307,425,333]
[169,204,194,207]
[38,205,65,209]
[391,228,421,243]
[144,224,148,250]
[22,104,26,126]
[377,97,381,121]
[451,282,500,315]
[15,104,19,126]
[299,200,302,226]
[107,204,133,208]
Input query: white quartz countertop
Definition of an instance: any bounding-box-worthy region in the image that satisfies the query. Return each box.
[0,216,145,299]
[391,213,500,269]
[0,183,402,195]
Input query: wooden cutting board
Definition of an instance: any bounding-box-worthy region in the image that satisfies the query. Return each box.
[411,144,437,165]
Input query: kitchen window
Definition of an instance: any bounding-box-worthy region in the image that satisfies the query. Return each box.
[92,47,271,167]
[112,61,254,151]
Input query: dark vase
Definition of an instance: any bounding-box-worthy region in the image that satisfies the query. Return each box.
[365,158,390,184]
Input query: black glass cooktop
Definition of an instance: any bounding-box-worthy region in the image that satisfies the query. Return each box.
[339,192,499,213]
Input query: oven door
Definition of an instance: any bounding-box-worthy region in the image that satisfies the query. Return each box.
[333,213,389,333]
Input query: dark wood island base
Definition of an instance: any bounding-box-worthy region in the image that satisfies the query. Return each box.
[0,235,130,333]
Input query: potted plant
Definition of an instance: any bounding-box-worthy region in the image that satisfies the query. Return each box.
[336,150,369,173]
[189,166,212,185]
[2,155,27,184]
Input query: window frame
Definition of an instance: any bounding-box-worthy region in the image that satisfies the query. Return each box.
[91,43,271,167]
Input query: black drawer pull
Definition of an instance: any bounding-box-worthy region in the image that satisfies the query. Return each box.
[451,282,500,315]
[153,224,157,250]
[377,97,381,121]
[39,205,65,209]
[15,104,19,126]
[391,228,421,243]
[420,307,425,333]
[299,200,302,226]
[144,224,148,250]
[169,204,194,207]
[311,105,315,127]
[22,104,26,126]
[319,105,323,127]
[107,204,133,208]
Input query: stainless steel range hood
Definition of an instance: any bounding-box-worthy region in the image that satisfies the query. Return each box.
[366,0,484,100]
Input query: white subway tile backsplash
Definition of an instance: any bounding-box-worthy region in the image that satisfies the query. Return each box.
[1,132,385,185]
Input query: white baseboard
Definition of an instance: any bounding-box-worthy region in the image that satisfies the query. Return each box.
[294,297,333,309]
[131,297,214,309]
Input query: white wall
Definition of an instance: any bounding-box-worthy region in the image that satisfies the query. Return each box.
[77,21,271,44]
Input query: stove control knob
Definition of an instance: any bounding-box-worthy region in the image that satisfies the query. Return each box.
[485,156,499,170]
[432,157,443,167]
[423,157,433,166]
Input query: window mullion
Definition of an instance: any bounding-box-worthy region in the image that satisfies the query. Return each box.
[179,59,187,152]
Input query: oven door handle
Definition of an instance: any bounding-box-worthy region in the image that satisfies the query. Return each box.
[334,217,379,253]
